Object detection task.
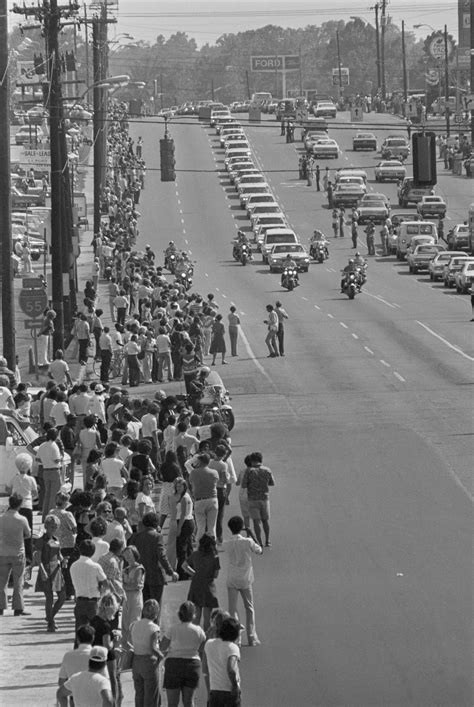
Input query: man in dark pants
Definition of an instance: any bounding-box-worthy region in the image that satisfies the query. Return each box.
[315,164,321,191]
[275,301,288,357]
[99,327,113,383]
[70,540,107,636]
[129,512,178,605]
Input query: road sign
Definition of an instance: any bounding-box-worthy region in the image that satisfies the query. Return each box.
[283,55,301,70]
[251,55,283,72]
[24,319,43,330]
[16,60,36,85]
[18,287,47,319]
[22,278,44,289]
[351,106,363,122]
[332,68,349,86]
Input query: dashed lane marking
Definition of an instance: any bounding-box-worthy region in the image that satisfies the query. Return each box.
[327,313,334,318]
[416,320,474,362]
[363,290,398,309]
[393,371,405,382]
[380,359,391,367]
[340,322,348,329]
[314,304,320,310]
[302,296,308,301]
[364,346,374,355]
[352,333,359,339]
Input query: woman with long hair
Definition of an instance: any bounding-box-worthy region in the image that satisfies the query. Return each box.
[183,534,220,631]
[121,544,145,645]
[158,450,182,528]
[130,599,162,707]
[90,592,122,706]
[34,515,66,632]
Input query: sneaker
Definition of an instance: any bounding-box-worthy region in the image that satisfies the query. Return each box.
[248,637,261,646]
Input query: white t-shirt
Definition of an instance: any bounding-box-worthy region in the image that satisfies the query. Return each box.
[64,670,111,707]
[10,473,38,510]
[141,413,158,439]
[100,457,124,488]
[48,359,70,385]
[0,386,13,408]
[204,638,240,692]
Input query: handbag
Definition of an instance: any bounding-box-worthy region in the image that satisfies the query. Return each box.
[117,643,134,671]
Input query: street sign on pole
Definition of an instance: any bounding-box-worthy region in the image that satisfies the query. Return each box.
[18,287,48,319]
[332,68,349,86]
[428,33,454,61]
[283,55,301,70]
[350,106,363,122]
[24,319,44,330]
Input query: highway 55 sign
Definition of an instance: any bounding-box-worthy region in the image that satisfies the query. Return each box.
[251,55,300,72]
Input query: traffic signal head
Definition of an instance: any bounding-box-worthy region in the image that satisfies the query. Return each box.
[160,137,176,182]
[412,132,437,186]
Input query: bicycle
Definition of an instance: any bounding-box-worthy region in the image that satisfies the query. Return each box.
[93,349,125,380]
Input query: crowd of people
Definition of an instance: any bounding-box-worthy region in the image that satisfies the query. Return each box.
[0,101,278,707]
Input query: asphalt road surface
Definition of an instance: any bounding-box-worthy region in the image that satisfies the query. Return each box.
[128,112,472,707]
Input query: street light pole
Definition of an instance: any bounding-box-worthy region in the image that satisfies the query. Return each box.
[380,0,387,101]
[0,0,15,369]
[401,20,408,104]
[444,24,450,137]
[374,3,381,94]
[336,29,343,101]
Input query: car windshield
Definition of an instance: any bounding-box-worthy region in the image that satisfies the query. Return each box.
[387,139,406,146]
[424,197,441,202]
[267,235,296,244]
[272,245,304,253]
[382,161,402,166]
[362,201,384,207]
[357,133,374,138]
[456,226,469,233]
[417,246,438,253]
[241,186,268,193]
[406,225,433,234]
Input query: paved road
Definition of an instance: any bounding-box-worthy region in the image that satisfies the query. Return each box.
[127,112,473,706]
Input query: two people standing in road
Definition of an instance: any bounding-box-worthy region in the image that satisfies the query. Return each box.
[264,303,288,358]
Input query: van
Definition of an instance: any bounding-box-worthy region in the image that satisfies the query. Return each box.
[396,221,438,260]
[261,228,298,260]
[0,410,71,497]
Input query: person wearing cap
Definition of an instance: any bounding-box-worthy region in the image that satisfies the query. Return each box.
[57,644,113,707]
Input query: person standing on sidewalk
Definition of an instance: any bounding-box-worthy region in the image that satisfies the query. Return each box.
[70,539,107,633]
[99,327,113,383]
[189,453,219,539]
[264,304,279,358]
[227,306,240,357]
[130,511,179,605]
[223,516,262,647]
[75,314,91,364]
[36,427,64,521]
[275,301,288,357]
[37,309,56,367]
[9,454,38,566]
[241,452,275,548]
[0,493,31,616]
[315,164,321,191]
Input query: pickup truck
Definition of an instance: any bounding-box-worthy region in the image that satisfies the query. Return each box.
[397,179,434,208]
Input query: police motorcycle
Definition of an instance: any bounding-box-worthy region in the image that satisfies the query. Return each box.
[341,270,358,299]
[309,230,330,263]
[232,230,253,266]
[181,368,235,431]
[281,264,299,291]
[175,253,194,291]
[164,241,178,273]
[353,253,367,290]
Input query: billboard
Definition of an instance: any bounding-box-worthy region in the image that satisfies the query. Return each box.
[251,55,300,72]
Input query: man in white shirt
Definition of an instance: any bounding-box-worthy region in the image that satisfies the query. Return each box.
[48,349,72,386]
[70,539,107,634]
[155,327,173,382]
[223,516,262,647]
[57,624,98,688]
[98,327,113,383]
[204,617,242,707]
[57,645,112,707]
[140,403,159,456]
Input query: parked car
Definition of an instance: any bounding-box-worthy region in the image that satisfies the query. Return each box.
[455,260,474,293]
[416,195,447,219]
[429,250,466,281]
[352,132,377,150]
[407,244,445,273]
[446,223,469,251]
[443,256,472,287]
[397,178,433,207]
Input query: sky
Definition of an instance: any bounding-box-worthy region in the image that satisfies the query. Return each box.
[8,0,459,46]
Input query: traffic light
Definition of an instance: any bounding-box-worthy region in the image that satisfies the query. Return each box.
[160,136,176,182]
[65,51,76,72]
[33,53,45,75]
[412,132,437,186]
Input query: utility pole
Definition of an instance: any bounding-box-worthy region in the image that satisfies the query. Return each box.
[401,20,408,104]
[336,29,343,102]
[380,0,387,101]
[444,25,451,138]
[471,0,474,145]
[83,4,90,89]
[0,0,15,369]
[374,3,381,94]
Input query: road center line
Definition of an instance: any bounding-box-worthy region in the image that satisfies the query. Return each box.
[416,320,474,362]
[380,359,391,367]
[314,304,320,310]
[351,333,359,339]
[327,313,334,318]
[238,326,274,384]
[393,371,405,382]
[340,322,348,328]
[364,346,374,355]
[363,290,398,309]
